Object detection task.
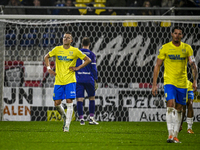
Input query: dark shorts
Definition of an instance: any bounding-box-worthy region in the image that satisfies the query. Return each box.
[76,82,95,98]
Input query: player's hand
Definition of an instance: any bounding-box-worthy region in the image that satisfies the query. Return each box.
[69,67,80,72]
[48,69,56,76]
[95,80,98,91]
[152,85,158,96]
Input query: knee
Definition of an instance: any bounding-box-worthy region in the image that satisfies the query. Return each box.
[54,100,61,106]
[175,108,182,113]
[177,110,182,114]
[167,107,174,113]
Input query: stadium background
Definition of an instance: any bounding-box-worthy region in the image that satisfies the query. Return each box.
[0,1,200,122]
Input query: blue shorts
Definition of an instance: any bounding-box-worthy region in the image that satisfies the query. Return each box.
[188,91,194,100]
[53,83,76,100]
[76,82,95,98]
[164,84,187,105]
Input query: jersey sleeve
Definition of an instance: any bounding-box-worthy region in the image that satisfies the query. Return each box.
[76,49,86,60]
[157,46,166,60]
[49,47,57,57]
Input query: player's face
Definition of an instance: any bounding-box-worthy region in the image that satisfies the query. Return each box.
[63,34,72,45]
[171,29,183,43]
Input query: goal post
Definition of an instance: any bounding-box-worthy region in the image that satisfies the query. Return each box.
[0,22,5,121]
[0,15,200,122]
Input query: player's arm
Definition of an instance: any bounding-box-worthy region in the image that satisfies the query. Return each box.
[188,55,198,92]
[44,53,56,76]
[69,56,91,71]
[91,54,98,81]
[152,58,163,96]
[91,54,98,90]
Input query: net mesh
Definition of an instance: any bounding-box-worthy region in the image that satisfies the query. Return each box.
[1,18,200,121]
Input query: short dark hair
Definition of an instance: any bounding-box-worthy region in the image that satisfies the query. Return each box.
[171,26,184,34]
[82,37,90,46]
[64,32,73,38]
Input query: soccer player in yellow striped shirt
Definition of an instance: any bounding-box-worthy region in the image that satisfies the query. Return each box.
[44,32,91,132]
[152,26,198,143]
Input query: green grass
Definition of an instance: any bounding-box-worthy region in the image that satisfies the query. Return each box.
[0,121,200,150]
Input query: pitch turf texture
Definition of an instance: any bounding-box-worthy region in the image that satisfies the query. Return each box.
[0,122,199,150]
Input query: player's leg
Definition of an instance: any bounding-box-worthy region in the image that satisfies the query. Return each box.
[53,85,66,129]
[86,82,99,125]
[173,87,187,143]
[54,100,66,122]
[173,103,183,143]
[77,97,85,125]
[186,96,194,133]
[88,96,99,125]
[64,83,76,132]
[76,83,85,125]
[64,99,73,132]
[179,105,186,132]
[164,85,176,143]
[166,99,175,143]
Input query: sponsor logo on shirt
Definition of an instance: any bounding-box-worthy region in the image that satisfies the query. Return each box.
[168,55,186,60]
[58,56,73,61]
[83,52,90,55]
[77,72,91,75]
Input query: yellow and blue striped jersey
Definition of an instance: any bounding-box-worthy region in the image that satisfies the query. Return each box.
[157,41,193,88]
[49,45,86,85]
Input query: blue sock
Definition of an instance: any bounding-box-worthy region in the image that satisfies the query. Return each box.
[77,101,83,119]
[89,100,95,117]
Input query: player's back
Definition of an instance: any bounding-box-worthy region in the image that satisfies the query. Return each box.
[76,48,97,83]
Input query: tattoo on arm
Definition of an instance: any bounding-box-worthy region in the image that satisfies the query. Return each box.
[191,62,198,80]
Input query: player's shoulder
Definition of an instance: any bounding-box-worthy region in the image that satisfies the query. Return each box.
[159,42,169,52]
[80,49,95,56]
[181,42,192,49]
[51,45,61,52]
[54,45,64,49]
[162,41,171,48]
[69,46,79,51]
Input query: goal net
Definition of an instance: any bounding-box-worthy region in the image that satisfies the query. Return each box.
[0,15,200,122]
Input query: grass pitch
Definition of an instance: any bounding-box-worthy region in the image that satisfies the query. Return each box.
[0,121,200,150]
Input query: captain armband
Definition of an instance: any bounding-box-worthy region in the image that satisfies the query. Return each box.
[190,56,195,62]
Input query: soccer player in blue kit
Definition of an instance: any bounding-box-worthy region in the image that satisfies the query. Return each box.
[76,37,99,125]
[44,32,91,132]
[152,26,198,143]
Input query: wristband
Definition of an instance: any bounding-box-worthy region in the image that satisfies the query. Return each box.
[47,66,51,70]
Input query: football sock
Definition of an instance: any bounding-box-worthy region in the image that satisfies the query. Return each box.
[187,117,193,130]
[55,104,65,117]
[66,103,73,127]
[89,100,95,117]
[77,101,83,119]
[166,107,174,136]
[173,110,182,138]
